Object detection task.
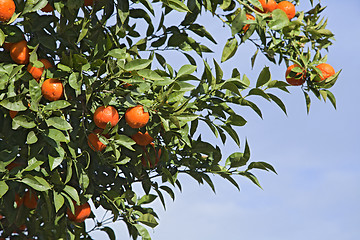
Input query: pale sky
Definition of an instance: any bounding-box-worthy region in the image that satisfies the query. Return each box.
[89,1,360,239]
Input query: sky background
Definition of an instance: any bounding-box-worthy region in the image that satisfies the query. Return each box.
[90,0,360,239]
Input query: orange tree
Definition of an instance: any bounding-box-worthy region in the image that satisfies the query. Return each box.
[0,0,341,239]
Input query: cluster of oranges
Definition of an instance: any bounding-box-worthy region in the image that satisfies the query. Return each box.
[88,105,160,168]
[242,1,296,34]
[285,63,336,86]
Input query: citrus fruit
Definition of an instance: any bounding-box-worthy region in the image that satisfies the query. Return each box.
[41,3,54,12]
[0,0,15,22]
[256,0,277,13]
[67,201,91,223]
[84,0,94,6]
[2,42,13,51]
[243,13,255,33]
[87,129,109,152]
[15,193,23,207]
[93,106,119,129]
[41,78,63,101]
[276,1,296,20]
[315,63,335,81]
[23,190,38,209]
[125,105,149,129]
[131,131,154,146]
[9,110,18,119]
[141,143,161,168]
[27,58,53,81]
[9,40,30,65]
[285,64,306,86]
[6,161,22,170]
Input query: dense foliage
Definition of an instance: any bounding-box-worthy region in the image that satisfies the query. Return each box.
[0,0,340,239]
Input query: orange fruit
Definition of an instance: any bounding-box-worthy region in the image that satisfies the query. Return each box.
[9,40,30,65]
[125,105,149,129]
[93,106,119,129]
[41,78,63,101]
[9,110,18,119]
[256,0,277,13]
[141,143,161,168]
[315,63,335,81]
[41,3,54,12]
[67,201,91,223]
[84,0,94,6]
[27,58,53,81]
[285,64,306,86]
[131,131,154,146]
[87,129,109,152]
[243,13,255,33]
[15,193,23,207]
[276,1,296,20]
[3,41,13,51]
[23,190,38,209]
[6,161,22,170]
[0,0,15,22]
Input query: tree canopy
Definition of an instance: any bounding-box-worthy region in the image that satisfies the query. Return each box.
[0,0,340,239]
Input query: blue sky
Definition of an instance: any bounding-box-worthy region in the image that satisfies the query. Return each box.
[90,1,360,239]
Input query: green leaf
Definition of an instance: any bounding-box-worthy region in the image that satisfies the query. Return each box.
[268,93,287,115]
[46,117,73,131]
[247,162,277,174]
[226,114,247,126]
[137,213,158,228]
[0,181,9,198]
[53,191,65,212]
[26,131,38,144]
[137,69,163,80]
[20,175,52,191]
[138,194,157,205]
[176,65,197,79]
[63,185,80,204]
[113,134,135,151]
[49,145,65,171]
[133,224,151,240]
[0,94,27,111]
[256,67,271,87]
[231,9,246,36]
[24,157,44,171]
[124,59,152,71]
[45,128,69,143]
[13,115,36,129]
[221,38,238,62]
[159,185,175,200]
[43,100,71,111]
[161,0,191,12]
[268,9,290,30]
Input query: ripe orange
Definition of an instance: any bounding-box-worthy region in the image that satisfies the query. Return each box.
[125,105,149,129]
[15,193,23,207]
[84,0,94,6]
[10,40,30,65]
[243,13,255,33]
[285,64,306,86]
[141,143,161,168]
[276,1,296,20]
[6,161,22,170]
[9,110,18,119]
[27,58,53,81]
[256,0,277,13]
[41,78,63,101]
[23,190,38,209]
[67,201,91,223]
[316,63,335,81]
[2,41,13,51]
[87,129,109,152]
[0,0,15,22]
[132,131,154,146]
[41,3,54,12]
[93,106,119,129]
